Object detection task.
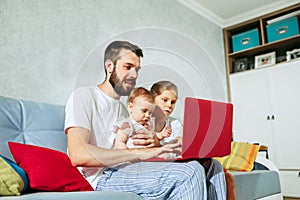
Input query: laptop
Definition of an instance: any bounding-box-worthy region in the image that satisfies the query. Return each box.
[147,97,233,161]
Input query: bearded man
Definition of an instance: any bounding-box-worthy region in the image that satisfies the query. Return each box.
[64,41,225,199]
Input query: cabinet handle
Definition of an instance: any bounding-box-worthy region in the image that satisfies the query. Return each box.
[271,115,275,120]
[267,116,270,120]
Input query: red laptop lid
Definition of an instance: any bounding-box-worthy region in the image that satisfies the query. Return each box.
[182,97,233,158]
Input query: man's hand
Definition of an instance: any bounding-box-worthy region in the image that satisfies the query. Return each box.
[133,142,182,161]
[130,129,160,147]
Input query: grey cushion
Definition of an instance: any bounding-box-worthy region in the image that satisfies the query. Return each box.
[230,170,281,200]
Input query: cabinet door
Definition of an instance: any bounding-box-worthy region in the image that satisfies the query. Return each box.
[269,60,300,169]
[279,170,300,197]
[230,69,277,162]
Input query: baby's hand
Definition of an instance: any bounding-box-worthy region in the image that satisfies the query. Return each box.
[156,126,172,140]
[162,127,172,138]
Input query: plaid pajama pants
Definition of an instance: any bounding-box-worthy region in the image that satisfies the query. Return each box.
[96,159,225,200]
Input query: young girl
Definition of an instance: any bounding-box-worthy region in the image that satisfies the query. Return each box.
[151,80,226,200]
[150,81,182,145]
[114,87,171,149]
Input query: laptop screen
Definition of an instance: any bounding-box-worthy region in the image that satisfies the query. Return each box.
[182,97,233,159]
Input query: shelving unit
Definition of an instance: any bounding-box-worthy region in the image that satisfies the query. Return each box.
[224,3,300,198]
[223,4,300,75]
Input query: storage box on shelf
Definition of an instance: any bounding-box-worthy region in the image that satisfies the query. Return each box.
[266,16,299,43]
[223,4,300,75]
[232,28,260,52]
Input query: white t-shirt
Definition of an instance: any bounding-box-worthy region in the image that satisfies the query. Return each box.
[64,86,129,188]
[113,117,149,148]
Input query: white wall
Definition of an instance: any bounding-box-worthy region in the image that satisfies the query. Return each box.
[0,0,227,120]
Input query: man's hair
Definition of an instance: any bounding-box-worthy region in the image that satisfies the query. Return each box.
[128,87,154,104]
[150,81,178,99]
[104,41,143,67]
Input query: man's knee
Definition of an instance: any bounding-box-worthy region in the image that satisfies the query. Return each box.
[187,160,206,175]
[180,161,206,182]
[168,161,207,199]
[168,161,205,180]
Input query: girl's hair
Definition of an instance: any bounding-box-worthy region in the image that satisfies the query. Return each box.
[150,81,178,99]
[128,87,154,104]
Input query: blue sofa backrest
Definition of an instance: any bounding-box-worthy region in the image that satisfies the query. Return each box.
[0,96,67,161]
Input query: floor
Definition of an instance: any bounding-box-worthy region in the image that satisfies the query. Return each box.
[284,197,300,200]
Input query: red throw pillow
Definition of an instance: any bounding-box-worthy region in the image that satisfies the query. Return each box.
[8,142,93,192]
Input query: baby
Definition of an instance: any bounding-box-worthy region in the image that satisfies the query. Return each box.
[114,87,171,149]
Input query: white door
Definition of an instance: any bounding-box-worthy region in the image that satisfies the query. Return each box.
[230,69,277,163]
[268,60,300,169]
[280,170,300,197]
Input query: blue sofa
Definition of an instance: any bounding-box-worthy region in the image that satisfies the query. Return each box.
[0,96,142,200]
[0,95,282,200]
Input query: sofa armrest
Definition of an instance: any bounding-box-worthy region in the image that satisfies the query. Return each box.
[255,156,279,172]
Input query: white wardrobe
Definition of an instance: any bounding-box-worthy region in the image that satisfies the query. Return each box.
[230,59,300,197]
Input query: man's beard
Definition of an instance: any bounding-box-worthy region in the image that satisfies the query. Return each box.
[109,69,136,96]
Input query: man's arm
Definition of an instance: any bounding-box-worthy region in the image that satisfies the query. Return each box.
[67,127,180,167]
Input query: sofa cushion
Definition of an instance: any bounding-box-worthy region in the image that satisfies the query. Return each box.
[230,170,281,200]
[0,154,28,196]
[0,96,67,161]
[215,142,260,171]
[8,142,93,192]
